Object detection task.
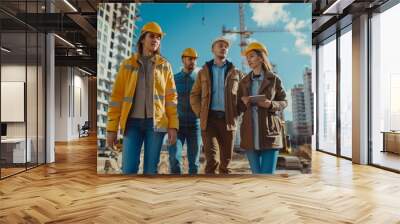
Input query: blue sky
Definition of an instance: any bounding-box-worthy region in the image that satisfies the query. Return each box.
[134,3,312,121]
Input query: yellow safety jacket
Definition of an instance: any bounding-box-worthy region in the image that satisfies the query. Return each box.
[106,53,179,134]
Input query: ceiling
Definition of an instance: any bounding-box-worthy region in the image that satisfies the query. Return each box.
[0,0,97,75]
[310,0,390,43]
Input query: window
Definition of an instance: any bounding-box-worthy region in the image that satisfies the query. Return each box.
[99,9,104,17]
[108,62,112,70]
[105,15,109,22]
[106,4,110,11]
[99,66,104,76]
[110,42,114,49]
[111,32,114,39]
[97,31,101,40]
[370,3,400,171]
[109,52,112,57]
[317,35,337,154]
[98,20,103,29]
[103,34,107,42]
[339,26,352,158]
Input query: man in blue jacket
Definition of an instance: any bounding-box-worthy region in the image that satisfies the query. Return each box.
[168,48,201,174]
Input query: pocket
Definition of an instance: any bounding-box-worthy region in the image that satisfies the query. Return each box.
[266,115,282,136]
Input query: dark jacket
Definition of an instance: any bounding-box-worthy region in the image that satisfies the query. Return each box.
[190,59,243,131]
[237,70,287,150]
[174,70,200,128]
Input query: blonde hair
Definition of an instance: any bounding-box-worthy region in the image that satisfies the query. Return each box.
[254,50,273,73]
[137,32,161,56]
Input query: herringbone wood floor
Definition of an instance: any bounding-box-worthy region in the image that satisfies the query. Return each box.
[1,135,400,223]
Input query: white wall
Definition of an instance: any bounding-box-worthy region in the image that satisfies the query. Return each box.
[54,67,89,141]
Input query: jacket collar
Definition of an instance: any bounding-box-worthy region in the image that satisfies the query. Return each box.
[205,59,233,72]
[242,69,276,94]
[130,53,167,67]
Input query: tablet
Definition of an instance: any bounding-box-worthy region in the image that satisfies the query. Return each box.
[248,95,267,103]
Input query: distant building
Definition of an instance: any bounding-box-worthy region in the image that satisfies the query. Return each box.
[303,67,314,135]
[290,67,314,146]
[291,84,309,136]
[97,3,139,147]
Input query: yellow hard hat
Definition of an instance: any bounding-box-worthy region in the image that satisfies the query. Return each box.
[181,48,198,58]
[140,22,165,38]
[242,42,269,56]
[212,37,230,48]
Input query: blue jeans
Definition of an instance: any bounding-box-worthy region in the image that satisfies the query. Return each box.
[246,149,279,174]
[122,118,166,175]
[167,126,201,174]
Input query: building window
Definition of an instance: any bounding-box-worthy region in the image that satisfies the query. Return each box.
[110,42,114,49]
[102,44,106,53]
[108,62,112,70]
[317,35,337,154]
[111,32,114,39]
[106,4,110,11]
[109,52,113,57]
[105,15,109,22]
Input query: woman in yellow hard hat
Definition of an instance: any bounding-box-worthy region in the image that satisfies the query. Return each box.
[106,21,179,175]
[237,42,288,174]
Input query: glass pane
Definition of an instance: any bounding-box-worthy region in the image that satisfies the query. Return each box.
[371,4,400,171]
[27,31,38,169]
[38,32,45,165]
[1,31,27,177]
[340,28,352,158]
[317,36,337,154]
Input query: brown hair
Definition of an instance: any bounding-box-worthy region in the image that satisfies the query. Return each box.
[136,32,161,56]
[254,50,273,73]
